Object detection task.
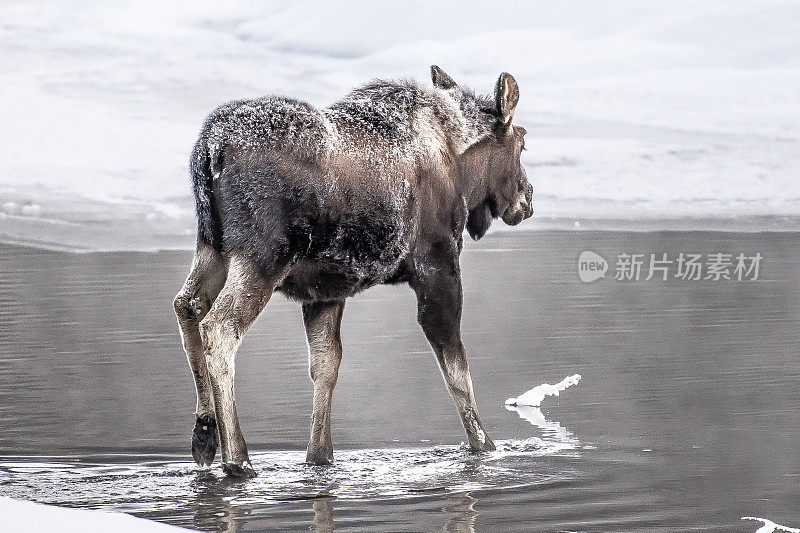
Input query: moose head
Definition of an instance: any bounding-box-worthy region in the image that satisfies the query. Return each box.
[431,66,533,240]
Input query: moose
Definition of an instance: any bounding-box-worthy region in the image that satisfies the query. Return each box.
[174,66,533,477]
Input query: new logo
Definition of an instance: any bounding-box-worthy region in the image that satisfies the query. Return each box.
[578,251,608,283]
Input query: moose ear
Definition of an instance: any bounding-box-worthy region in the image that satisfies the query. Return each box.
[431,65,457,90]
[494,72,519,124]
[466,202,493,241]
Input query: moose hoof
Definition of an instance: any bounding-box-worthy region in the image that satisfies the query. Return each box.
[191,415,218,466]
[306,445,333,466]
[469,437,496,453]
[306,454,333,466]
[222,461,257,478]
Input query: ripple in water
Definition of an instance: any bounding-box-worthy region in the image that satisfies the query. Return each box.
[0,436,579,514]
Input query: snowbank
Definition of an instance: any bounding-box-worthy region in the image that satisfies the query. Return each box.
[1,496,197,533]
[1,1,798,249]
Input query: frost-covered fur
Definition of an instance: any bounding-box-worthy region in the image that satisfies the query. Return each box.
[175,66,532,476]
[189,71,521,290]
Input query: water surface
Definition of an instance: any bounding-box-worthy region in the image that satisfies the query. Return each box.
[0,231,798,531]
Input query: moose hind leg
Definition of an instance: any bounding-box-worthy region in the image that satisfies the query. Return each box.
[173,244,228,466]
[302,300,345,465]
[200,255,282,478]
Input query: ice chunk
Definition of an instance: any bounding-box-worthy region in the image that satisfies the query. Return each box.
[741,517,800,533]
[505,374,581,407]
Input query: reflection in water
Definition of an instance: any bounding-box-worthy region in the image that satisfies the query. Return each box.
[176,406,576,532]
[0,410,580,533]
[0,437,576,531]
[311,498,335,533]
[0,394,581,532]
[504,374,581,467]
[443,492,478,533]
[190,472,248,533]
[505,405,579,448]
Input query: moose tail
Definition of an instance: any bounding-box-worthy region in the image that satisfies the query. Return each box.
[189,140,223,250]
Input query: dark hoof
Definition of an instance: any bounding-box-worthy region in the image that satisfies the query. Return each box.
[222,461,257,478]
[469,438,496,453]
[192,415,218,466]
[306,447,333,466]
[306,455,333,466]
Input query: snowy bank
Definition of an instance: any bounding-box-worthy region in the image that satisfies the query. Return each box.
[1,1,799,250]
[1,496,198,532]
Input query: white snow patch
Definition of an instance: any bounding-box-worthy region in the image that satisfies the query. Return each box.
[475,425,486,445]
[741,517,800,533]
[505,374,581,407]
[0,496,198,533]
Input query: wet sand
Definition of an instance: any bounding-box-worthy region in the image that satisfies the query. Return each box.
[0,230,799,532]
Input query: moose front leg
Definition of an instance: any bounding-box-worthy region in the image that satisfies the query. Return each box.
[412,247,496,452]
[302,300,345,465]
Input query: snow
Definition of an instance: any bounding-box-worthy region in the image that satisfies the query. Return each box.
[0,496,197,533]
[1,1,798,250]
[505,374,582,407]
[741,517,800,533]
